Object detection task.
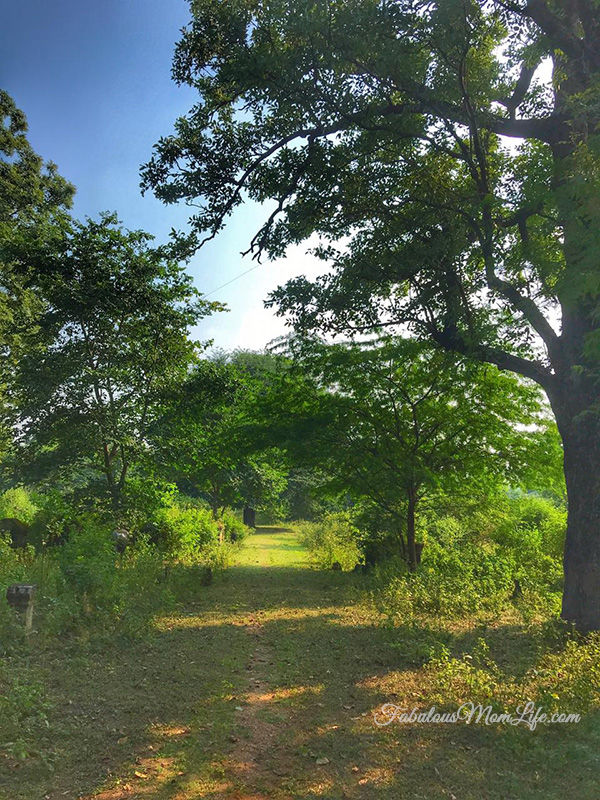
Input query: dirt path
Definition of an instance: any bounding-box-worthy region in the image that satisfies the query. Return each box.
[5,527,598,800]
[77,526,403,800]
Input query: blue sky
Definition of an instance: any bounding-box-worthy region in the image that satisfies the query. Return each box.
[1,0,323,350]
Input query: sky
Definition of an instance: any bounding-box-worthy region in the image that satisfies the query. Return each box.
[0,0,325,351]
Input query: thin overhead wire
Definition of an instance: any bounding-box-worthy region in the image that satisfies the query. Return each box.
[202,262,264,298]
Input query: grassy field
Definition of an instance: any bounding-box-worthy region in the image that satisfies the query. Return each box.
[1,526,598,799]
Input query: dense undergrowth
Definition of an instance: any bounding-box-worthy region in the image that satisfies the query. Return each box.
[297,491,600,728]
[0,487,249,763]
[3,487,599,778]
[0,487,248,642]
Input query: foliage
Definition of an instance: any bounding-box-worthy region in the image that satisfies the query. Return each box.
[221,508,248,543]
[0,486,38,524]
[154,504,222,561]
[0,91,75,469]
[0,90,73,231]
[0,661,51,762]
[142,0,600,628]
[141,0,598,390]
[298,511,362,571]
[374,492,565,620]
[268,336,560,568]
[428,633,600,718]
[155,350,289,518]
[13,214,221,508]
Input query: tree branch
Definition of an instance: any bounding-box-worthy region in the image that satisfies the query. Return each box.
[498,62,539,119]
[428,323,555,390]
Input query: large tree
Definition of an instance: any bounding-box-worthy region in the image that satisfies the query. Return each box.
[142,0,600,629]
[15,214,219,509]
[0,91,74,460]
[156,351,288,519]
[275,336,554,569]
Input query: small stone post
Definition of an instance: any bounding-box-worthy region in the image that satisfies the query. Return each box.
[6,584,36,631]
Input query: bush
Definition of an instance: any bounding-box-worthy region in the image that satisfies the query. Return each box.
[0,487,38,525]
[221,509,248,543]
[493,492,566,562]
[50,517,172,637]
[153,505,220,561]
[426,632,600,718]
[0,485,248,643]
[120,478,179,529]
[0,660,51,761]
[28,490,79,548]
[373,492,565,621]
[298,511,362,570]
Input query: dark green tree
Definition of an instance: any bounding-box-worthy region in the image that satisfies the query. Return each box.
[143,0,600,629]
[0,91,74,466]
[15,214,220,509]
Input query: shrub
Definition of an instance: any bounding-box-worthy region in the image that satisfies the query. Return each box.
[43,517,171,638]
[0,487,38,525]
[373,492,565,622]
[154,505,220,561]
[221,509,248,543]
[0,661,51,761]
[493,493,566,563]
[120,478,179,529]
[426,633,600,718]
[28,490,79,548]
[298,511,362,570]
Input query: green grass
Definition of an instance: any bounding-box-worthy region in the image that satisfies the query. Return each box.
[234,525,311,569]
[0,526,598,799]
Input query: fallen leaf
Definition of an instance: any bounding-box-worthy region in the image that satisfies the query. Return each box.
[316,757,330,765]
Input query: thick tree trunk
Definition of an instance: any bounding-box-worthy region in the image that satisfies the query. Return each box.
[243,506,256,528]
[552,386,600,632]
[545,38,600,629]
[406,487,418,572]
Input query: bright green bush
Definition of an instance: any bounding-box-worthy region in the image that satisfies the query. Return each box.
[493,493,567,562]
[154,505,220,561]
[0,487,38,525]
[298,511,362,570]
[221,509,248,543]
[374,492,565,621]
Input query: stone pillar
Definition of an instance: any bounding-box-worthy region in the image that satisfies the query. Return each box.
[6,584,36,631]
[243,507,256,528]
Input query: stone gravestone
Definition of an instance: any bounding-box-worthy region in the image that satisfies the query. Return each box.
[111,528,130,554]
[6,584,36,631]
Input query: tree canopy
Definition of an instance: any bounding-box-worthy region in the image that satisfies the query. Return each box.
[142,0,600,630]
[14,214,221,508]
[266,335,555,567]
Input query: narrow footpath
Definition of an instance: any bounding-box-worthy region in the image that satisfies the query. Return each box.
[9,527,591,800]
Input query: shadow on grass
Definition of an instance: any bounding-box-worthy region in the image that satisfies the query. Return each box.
[253,526,296,535]
[4,561,599,800]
